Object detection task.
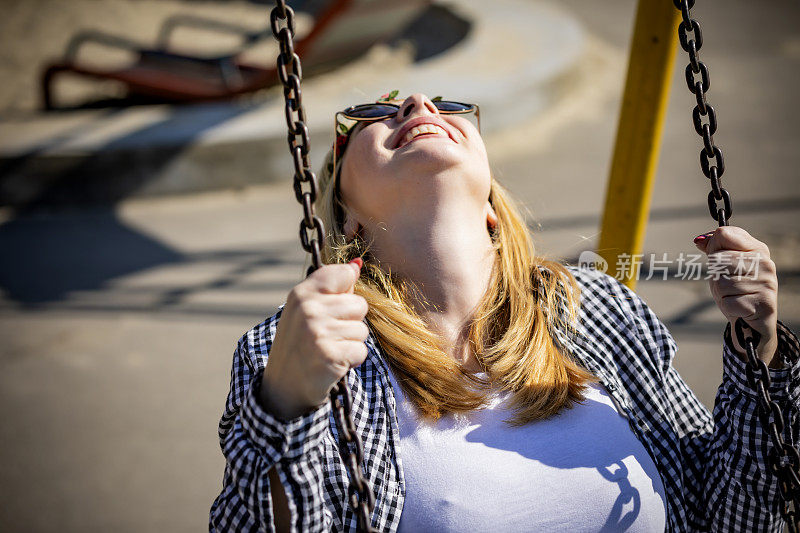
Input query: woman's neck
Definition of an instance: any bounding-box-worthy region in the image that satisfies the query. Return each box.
[366,206,495,371]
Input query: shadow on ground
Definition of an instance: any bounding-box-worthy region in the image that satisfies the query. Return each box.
[0,103,257,208]
[0,209,304,315]
[0,211,180,304]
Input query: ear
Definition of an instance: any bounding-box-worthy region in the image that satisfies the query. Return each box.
[343,213,362,241]
[485,201,498,232]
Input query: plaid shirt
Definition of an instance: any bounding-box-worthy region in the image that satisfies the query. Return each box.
[209,267,800,532]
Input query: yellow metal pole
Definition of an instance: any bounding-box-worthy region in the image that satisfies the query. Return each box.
[597,0,681,289]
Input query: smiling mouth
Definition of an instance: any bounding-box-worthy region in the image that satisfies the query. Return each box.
[397,124,451,149]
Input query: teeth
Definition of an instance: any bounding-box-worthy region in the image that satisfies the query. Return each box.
[401,124,448,147]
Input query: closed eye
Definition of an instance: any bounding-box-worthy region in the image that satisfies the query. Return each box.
[349,118,388,138]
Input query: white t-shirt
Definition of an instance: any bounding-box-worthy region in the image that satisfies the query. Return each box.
[388,372,667,532]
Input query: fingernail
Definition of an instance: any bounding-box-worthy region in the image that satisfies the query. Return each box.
[349,257,363,269]
[693,231,715,243]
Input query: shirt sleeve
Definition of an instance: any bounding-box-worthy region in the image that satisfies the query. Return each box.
[703,320,800,531]
[609,275,800,531]
[209,319,334,532]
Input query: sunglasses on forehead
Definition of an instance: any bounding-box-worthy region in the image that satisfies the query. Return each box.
[332,99,481,183]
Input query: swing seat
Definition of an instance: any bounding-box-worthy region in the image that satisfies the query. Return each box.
[41,0,431,110]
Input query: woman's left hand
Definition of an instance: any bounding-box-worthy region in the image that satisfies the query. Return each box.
[693,226,781,368]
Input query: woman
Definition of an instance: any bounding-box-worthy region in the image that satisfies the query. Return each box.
[209,94,799,532]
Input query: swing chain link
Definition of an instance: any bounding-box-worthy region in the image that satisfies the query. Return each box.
[673,0,730,226]
[673,1,800,529]
[270,2,376,531]
[736,319,800,532]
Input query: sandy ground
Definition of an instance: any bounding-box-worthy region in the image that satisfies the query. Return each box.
[0,0,306,113]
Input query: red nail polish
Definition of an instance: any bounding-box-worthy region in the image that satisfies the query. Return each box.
[349,257,363,269]
[693,234,707,243]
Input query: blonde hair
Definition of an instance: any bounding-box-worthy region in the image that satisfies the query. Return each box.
[316,148,596,424]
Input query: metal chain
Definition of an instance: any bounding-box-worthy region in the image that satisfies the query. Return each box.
[270,2,376,531]
[673,1,800,529]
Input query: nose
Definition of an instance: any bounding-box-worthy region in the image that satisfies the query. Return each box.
[395,93,439,123]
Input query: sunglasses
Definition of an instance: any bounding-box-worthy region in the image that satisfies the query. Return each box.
[340,100,479,123]
[332,100,480,181]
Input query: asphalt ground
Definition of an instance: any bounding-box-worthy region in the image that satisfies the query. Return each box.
[0,0,799,531]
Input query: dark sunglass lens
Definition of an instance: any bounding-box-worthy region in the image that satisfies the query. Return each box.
[346,104,398,119]
[433,101,473,112]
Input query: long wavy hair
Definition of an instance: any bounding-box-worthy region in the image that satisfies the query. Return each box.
[316,148,596,425]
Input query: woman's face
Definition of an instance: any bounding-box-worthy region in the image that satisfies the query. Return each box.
[338,93,492,233]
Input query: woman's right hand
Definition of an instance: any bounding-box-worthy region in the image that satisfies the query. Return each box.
[259,259,369,420]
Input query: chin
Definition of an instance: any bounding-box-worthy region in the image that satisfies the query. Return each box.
[396,159,490,201]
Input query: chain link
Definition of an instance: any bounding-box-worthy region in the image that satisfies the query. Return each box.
[673,2,800,529]
[270,1,376,531]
